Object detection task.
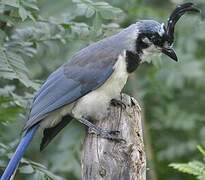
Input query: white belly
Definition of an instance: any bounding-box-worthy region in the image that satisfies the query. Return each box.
[72,51,128,120]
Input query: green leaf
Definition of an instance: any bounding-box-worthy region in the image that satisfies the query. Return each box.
[0,86,15,96]
[0,97,23,123]
[0,0,19,8]
[197,146,205,157]
[0,4,5,13]
[21,0,39,11]
[0,29,6,44]
[92,12,102,35]
[93,1,123,20]
[75,2,95,18]
[19,165,34,174]
[0,14,19,25]
[18,6,28,21]
[0,48,38,89]
[170,161,205,180]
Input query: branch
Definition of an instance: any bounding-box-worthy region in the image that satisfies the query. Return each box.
[82,94,146,180]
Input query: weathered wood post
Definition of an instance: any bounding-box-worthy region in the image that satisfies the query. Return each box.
[82,94,146,180]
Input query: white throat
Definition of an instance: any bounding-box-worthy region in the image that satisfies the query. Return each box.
[140,44,161,62]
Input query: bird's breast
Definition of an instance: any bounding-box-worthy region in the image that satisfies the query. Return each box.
[72,51,128,120]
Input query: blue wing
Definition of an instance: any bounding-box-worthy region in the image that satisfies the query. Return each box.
[23,38,122,131]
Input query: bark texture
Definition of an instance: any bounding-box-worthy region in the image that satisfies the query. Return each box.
[82,94,146,180]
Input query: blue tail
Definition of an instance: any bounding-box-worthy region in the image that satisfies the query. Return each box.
[1,125,38,180]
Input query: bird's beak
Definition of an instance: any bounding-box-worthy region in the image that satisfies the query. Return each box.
[161,47,178,62]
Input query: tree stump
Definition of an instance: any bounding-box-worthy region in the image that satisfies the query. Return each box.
[82,94,146,180]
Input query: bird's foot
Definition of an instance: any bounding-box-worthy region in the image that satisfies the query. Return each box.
[78,116,125,143]
[111,98,126,109]
[88,128,125,143]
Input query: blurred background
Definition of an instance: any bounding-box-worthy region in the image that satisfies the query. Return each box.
[0,0,205,179]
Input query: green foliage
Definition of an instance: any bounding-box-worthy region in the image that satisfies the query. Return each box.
[73,0,123,19]
[0,0,39,23]
[170,146,205,180]
[0,47,38,89]
[0,142,65,179]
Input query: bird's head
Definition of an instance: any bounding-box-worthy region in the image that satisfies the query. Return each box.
[135,3,200,62]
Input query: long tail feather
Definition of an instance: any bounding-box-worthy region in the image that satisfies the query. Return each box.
[1,125,38,180]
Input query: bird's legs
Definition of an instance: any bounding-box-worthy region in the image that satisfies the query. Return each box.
[78,116,125,142]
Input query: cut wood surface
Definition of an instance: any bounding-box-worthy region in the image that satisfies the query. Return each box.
[82,94,146,180]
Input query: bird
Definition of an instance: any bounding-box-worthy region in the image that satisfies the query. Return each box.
[1,2,200,180]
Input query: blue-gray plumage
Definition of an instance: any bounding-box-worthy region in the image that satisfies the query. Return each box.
[24,25,137,131]
[1,3,199,180]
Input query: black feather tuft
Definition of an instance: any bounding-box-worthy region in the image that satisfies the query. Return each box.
[126,51,141,73]
[166,2,200,44]
[40,115,73,151]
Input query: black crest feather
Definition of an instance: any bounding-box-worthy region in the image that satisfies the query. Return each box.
[166,2,200,44]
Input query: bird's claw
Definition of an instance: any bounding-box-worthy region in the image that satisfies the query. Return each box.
[111,99,126,109]
[88,128,125,143]
[108,130,120,136]
[100,131,126,143]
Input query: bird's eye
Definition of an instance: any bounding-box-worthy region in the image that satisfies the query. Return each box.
[151,36,164,47]
[140,38,150,49]
[142,37,151,44]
